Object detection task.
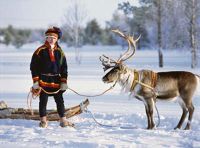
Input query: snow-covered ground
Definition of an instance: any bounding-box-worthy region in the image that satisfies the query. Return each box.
[0,44,200,148]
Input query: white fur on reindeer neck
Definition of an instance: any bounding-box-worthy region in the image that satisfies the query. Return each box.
[118,67,157,97]
[118,66,138,93]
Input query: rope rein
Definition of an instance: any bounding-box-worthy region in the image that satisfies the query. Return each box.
[79,104,138,129]
[67,81,117,97]
[27,71,160,128]
[27,81,117,114]
[40,88,61,95]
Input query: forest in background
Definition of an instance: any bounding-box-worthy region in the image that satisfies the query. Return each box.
[0,0,199,67]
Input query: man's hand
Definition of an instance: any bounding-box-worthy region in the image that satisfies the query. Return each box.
[32,81,41,96]
[60,82,68,91]
[32,81,39,89]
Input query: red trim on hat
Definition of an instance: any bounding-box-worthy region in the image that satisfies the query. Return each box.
[46,33,58,38]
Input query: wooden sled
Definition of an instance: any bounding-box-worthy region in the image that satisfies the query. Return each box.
[0,99,89,121]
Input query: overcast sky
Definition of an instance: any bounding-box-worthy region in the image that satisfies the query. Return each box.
[0,0,138,29]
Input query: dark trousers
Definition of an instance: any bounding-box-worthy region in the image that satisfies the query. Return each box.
[39,91,65,118]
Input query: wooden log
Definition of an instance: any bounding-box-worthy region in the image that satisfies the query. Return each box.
[0,99,89,121]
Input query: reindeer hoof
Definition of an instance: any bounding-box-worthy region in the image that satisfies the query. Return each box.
[184,126,191,130]
[146,126,151,129]
[146,126,154,130]
[174,126,180,130]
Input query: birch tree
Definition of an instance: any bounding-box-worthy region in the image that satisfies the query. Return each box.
[118,2,149,48]
[184,0,199,68]
[136,0,163,67]
[156,0,163,67]
[63,0,87,64]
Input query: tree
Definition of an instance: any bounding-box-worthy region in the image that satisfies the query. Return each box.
[84,19,102,45]
[161,1,189,49]
[118,2,149,49]
[106,10,130,47]
[156,0,163,67]
[63,0,87,64]
[184,0,199,68]
[138,0,163,67]
[2,25,31,48]
[101,26,116,45]
[3,30,12,45]
[13,29,31,48]
[3,25,15,45]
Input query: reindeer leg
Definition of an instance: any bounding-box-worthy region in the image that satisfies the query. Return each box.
[145,105,151,129]
[174,108,187,130]
[184,103,194,130]
[174,99,188,130]
[146,98,155,129]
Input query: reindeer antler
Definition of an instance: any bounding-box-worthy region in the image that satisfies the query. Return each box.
[100,29,140,71]
[111,29,141,63]
[99,55,117,71]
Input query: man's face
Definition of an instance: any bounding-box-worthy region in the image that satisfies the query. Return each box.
[46,36,58,46]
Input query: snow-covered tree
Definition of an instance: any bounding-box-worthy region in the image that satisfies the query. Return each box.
[63,0,87,64]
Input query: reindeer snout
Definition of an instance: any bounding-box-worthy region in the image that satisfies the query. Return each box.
[102,77,108,82]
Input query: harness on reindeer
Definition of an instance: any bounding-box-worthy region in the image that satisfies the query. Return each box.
[1,29,161,129]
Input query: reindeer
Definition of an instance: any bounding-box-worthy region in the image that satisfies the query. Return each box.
[100,29,199,130]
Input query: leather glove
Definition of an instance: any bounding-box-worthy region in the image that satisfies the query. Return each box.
[60,82,68,91]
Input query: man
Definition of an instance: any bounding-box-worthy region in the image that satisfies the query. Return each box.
[30,26,70,128]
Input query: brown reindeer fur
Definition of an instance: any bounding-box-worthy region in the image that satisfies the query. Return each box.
[102,65,199,130]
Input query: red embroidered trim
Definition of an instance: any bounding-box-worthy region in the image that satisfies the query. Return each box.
[60,78,67,83]
[32,76,39,82]
[49,49,55,62]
